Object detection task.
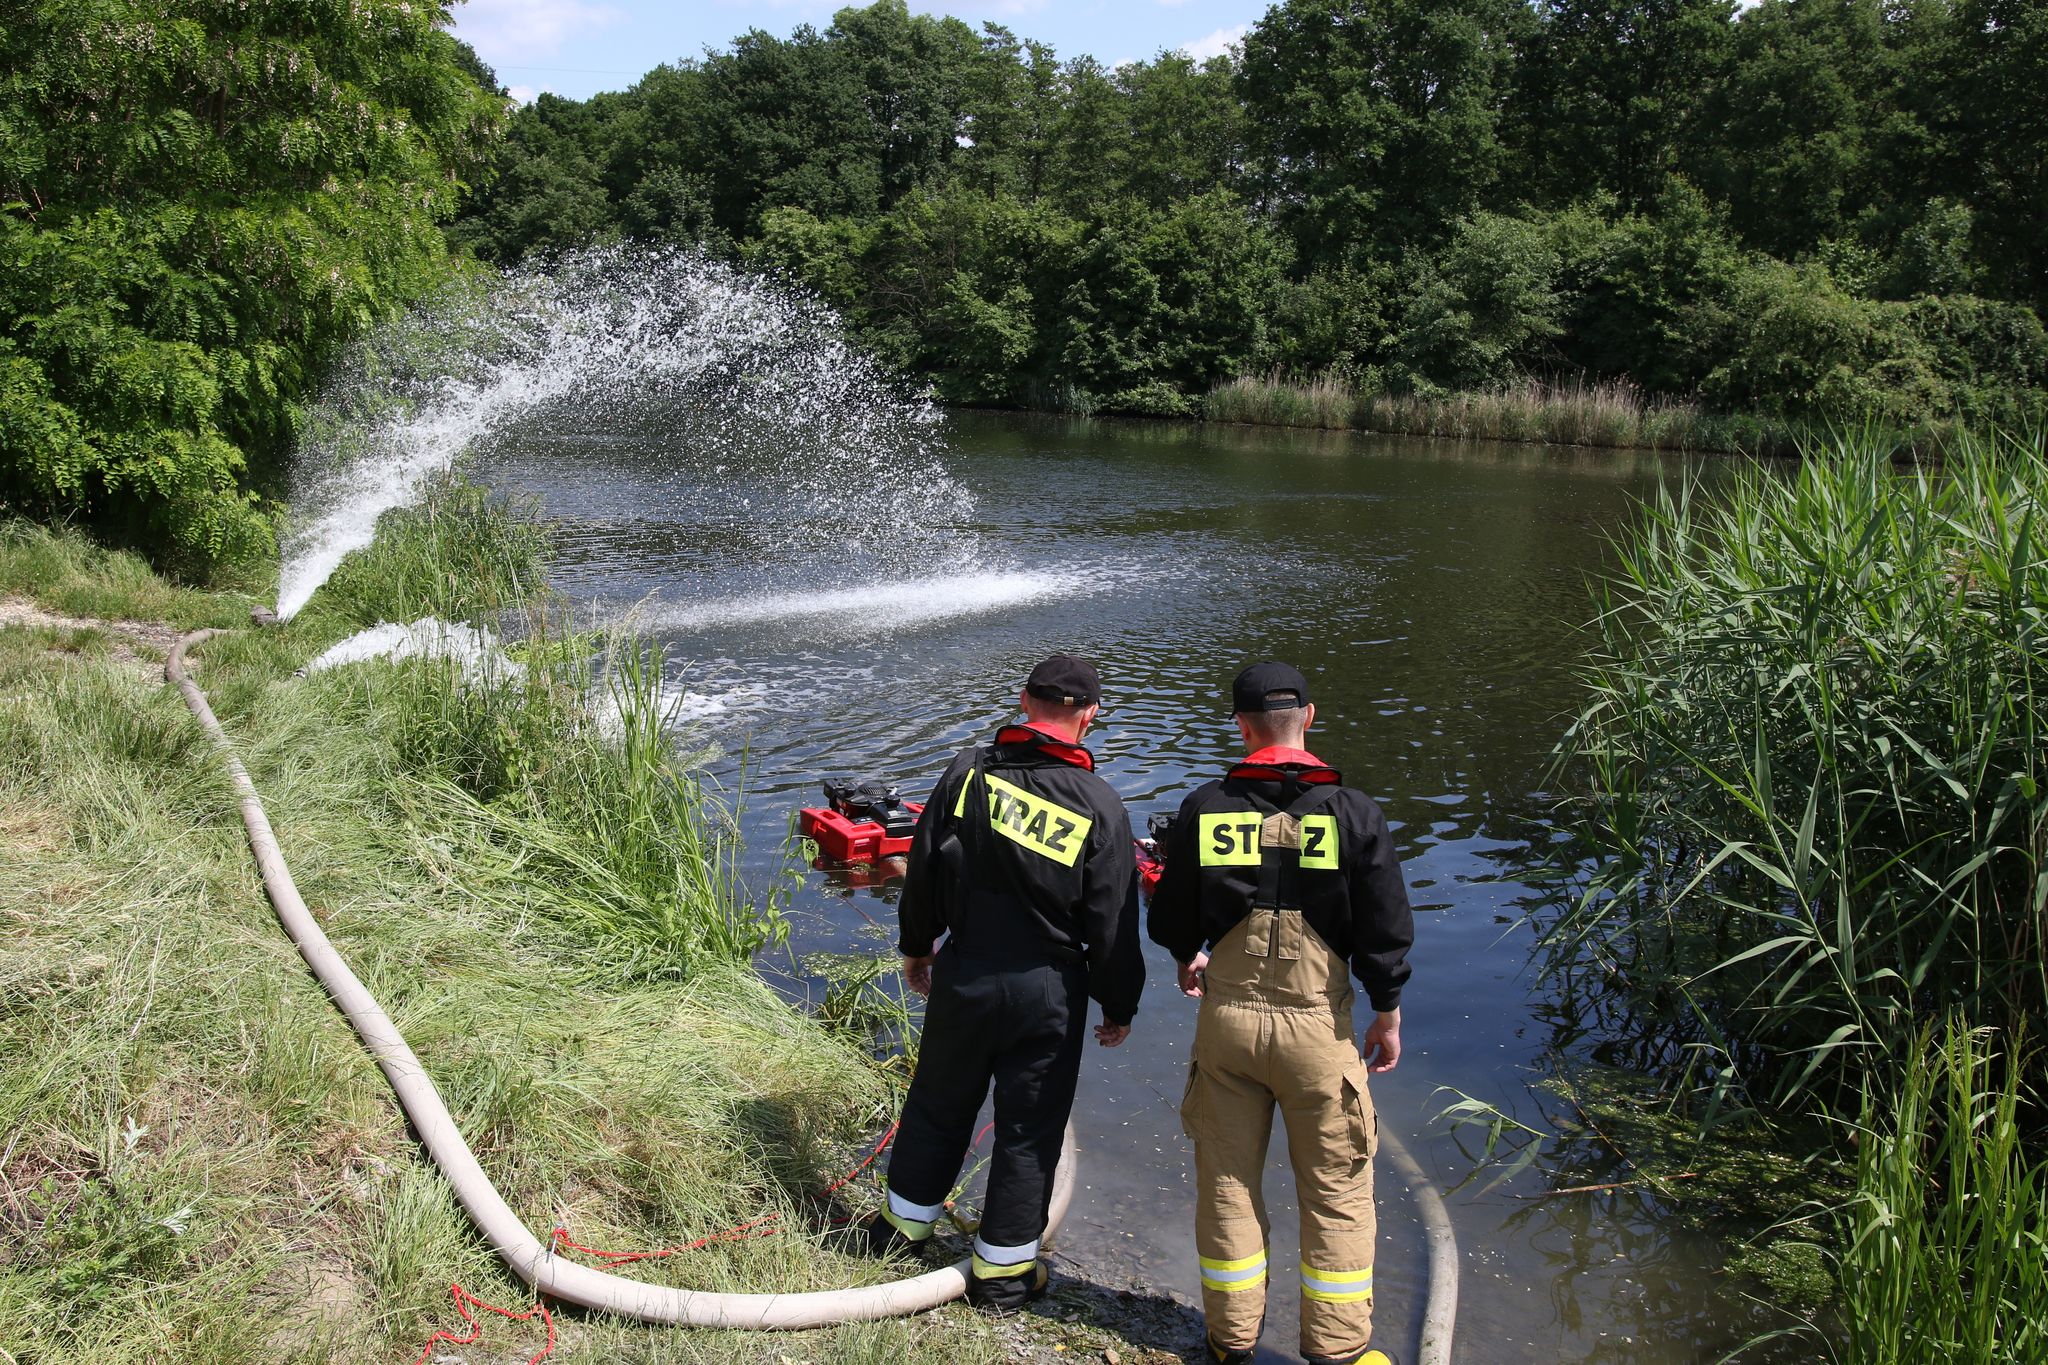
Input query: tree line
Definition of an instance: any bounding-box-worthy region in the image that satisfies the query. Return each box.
[455,0,2048,426]
[5,1,2044,574]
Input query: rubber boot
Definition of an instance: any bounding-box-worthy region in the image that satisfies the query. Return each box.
[1304,1350,1395,1365]
[859,1211,931,1260]
[1205,1335,1255,1364]
[965,1260,1050,1315]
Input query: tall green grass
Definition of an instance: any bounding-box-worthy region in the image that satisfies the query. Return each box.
[1829,1024,2048,1364]
[298,479,785,975]
[299,473,547,630]
[1540,429,2048,1115]
[378,632,788,975]
[0,520,256,628]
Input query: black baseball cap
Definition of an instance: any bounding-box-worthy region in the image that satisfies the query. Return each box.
[1232,661,1311,714]
[1025,654,1102,707]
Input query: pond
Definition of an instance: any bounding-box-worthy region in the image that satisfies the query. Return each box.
[479,410,1746,1364]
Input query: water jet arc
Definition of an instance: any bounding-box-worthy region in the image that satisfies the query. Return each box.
[167,629,1075,1327]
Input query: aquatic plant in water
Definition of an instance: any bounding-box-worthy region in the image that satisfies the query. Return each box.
[1538,429,2048,1117]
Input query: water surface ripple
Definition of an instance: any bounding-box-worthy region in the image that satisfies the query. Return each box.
[481,411,1736,1364]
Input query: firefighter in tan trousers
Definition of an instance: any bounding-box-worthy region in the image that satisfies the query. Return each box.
[1148,663,1414,1365]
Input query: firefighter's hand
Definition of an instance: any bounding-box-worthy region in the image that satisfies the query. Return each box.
[1362,1008,1402,1073]
[1177,952,1209,998]
[901,954,935,998]
[1095,1017,1130,1047]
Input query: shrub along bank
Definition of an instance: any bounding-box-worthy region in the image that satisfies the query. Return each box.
[0,516,1154,1363]
[0,2,504,578]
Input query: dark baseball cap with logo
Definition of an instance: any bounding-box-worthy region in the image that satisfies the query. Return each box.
[1025,654,1102,708]
[1232,661,1311,714]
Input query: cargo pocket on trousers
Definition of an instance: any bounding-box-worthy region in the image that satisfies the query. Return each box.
[1180,1060,1208,1142]
[1340,1065,1374,1169]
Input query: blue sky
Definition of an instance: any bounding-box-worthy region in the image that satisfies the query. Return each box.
[450,0,1277,103]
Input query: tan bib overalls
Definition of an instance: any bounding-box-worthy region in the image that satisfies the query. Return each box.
[1181,906,1378,1359]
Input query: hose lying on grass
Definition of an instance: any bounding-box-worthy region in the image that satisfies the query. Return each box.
[168,627,1074,1327]
[172,624,1460,1358]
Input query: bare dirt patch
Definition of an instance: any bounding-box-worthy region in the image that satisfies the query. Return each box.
[0,594,182,681]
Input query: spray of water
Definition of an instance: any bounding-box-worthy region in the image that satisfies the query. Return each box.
[648,568,1115,636]
[275,245,971,620]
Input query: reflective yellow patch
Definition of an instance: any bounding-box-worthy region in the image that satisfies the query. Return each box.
[1298,813,1340,869]
[1198,1251,1268,1272]
[1198,812,1264,866]
[967,772,1092,867]
[1301,1283,1373,1303]
[971,1254,1037,1279]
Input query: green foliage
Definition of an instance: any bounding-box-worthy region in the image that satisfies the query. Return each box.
[0,0,503,575]
[1238,0,1524,265]
[444,0,2048,429]
[1540,431,2048,1115]
[1828,1024,2048,1365]
[445,93,622,263]
[1397,212,1565,390]
[1506,1,1735,212]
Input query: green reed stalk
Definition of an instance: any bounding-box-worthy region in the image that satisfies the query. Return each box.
[1542,429,2048,1113]
[1834,1024,2048,1364]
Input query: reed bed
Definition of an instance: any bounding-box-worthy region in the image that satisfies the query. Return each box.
[1538,429,2048,1116]
[1204,372,1790,453]
[1826,1024,2048,1364]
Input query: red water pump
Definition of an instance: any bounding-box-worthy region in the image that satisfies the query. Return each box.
[801,779,1175,900]
[800,779,922,866]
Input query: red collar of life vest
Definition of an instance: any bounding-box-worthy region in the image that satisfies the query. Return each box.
[994,724,1097,771]
[1231,745,1341,784]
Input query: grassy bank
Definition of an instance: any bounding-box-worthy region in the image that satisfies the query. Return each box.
[1204,374,1799,454]
[0,517,1166,1363]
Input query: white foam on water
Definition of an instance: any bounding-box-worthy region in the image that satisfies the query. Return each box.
[275,245,971,620]
[302,617,522,684]
[647,569,1114,635]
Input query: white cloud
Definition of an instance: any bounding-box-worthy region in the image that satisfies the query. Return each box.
[1180,23,1248,62]
[451,0,623,66]
[506,84,540,105]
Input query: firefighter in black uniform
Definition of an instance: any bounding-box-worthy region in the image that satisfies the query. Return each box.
[1149,662,1413,1365]
[867,654,1146,1312]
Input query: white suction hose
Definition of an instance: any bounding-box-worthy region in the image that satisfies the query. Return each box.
[1378,1126,1459,1365]
[169,629,1075,1326]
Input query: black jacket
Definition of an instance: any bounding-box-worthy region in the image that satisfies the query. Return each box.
[1147,750,1413,1013]
[898,725,1146,1026]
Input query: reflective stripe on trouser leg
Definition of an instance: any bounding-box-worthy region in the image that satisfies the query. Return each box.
[1187,996,1279,1351]
[971,1234,1040,1280]
[1300,1262,1373,1302]
[1199,1249,1268,1293]
[882,1187,941,1242]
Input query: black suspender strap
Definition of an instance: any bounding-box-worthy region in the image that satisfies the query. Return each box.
[1254,782,1345,908]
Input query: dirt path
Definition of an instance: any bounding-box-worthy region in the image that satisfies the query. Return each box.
[0,595,182,681]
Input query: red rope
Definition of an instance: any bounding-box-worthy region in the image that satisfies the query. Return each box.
[820,1119,899,1197]
[411,1121,902,1358]
[410,1283,555,1365]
